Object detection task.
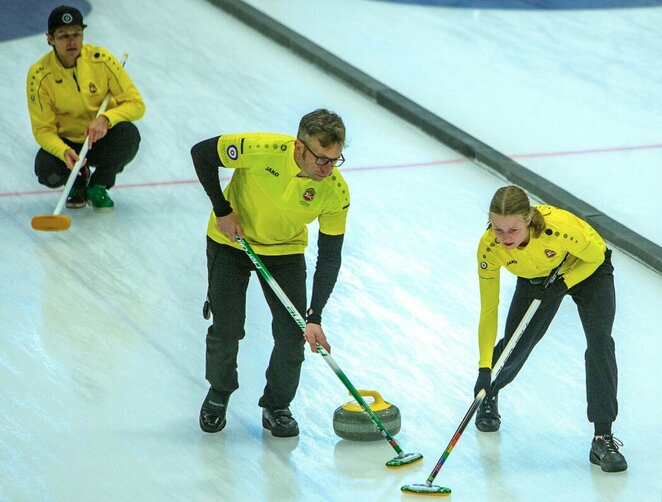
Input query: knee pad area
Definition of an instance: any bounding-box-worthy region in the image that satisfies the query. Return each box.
[209,323,246,342]
[42,173,64,188]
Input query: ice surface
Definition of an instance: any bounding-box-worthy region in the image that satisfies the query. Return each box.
[1,1,660,500]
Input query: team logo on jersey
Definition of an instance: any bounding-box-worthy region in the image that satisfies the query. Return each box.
[89,82,97,94]
[227,145,238,160]
[303,188,316,202]
[544,249,557,258]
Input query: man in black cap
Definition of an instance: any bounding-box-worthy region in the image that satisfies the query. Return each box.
[26,5,145,212]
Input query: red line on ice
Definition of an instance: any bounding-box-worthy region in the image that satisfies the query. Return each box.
[2,143,660,198]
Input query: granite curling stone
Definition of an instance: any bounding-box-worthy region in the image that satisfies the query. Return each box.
[333,389,401,441]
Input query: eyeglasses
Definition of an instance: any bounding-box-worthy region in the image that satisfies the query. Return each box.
[300,140,345,167]
[53,31,83,41]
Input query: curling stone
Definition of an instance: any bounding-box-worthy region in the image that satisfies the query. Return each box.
[333,389,401,441]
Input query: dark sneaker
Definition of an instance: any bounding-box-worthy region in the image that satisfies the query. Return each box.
[475,394,501,432]
[66,186,87,208]
[199,391,228,433]
[87,184,114,213]
[262,407,299,437]
[590,434,627,472]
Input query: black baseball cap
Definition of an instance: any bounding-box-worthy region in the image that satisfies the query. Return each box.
[48,5,87,33]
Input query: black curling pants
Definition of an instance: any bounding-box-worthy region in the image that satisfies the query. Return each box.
[34,122,141,189]
[205,238,307,409]
[491,250,618,428]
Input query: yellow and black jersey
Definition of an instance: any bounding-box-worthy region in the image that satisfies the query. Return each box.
[476,205,606,367]
[206,132,350,255]
[27,45,145,161]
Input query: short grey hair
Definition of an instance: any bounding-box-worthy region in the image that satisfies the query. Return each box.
[297,108,345,148]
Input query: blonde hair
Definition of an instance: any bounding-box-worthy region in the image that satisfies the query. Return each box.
[489,185,546,238]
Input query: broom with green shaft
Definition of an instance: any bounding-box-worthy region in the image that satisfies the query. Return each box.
[237,236,423,469]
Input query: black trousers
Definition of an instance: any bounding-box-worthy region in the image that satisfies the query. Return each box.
[34,122,141,189]
[491,250,618,428]
[205,238,307,409]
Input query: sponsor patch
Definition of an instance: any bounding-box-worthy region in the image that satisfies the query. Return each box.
[227,145,238,160]
[303,188,316,202]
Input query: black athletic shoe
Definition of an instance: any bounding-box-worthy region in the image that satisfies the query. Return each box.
[65,165,90,209]
[65,186,87,209]
[475,394,501,432]
[262,407,299,437]
[590,434,628,472]
[199,391,228,433]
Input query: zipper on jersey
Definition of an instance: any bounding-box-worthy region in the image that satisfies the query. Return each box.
[72,67,80,91]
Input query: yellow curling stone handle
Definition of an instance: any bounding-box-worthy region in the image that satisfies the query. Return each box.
[341,389,392,413]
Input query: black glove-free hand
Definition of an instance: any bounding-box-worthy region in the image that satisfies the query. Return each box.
[533,277,568,309]
[473,367,492,397]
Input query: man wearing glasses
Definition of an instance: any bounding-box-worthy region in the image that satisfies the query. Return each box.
[27,5,144,212]
[191,109,350,438]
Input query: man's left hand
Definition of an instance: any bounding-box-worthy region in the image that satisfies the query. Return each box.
[304,323,330,354]
[86,115,110,147]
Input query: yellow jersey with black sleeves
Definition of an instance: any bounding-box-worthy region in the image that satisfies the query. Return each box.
[206,132,350,256]
[27,45,145,161]
[476,205,606,367]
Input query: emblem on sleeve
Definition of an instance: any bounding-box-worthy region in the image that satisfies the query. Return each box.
[227,145,238,160]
